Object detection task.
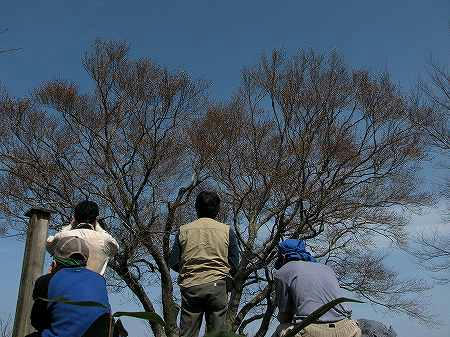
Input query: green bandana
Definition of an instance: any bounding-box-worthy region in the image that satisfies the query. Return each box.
[54,255,86,267]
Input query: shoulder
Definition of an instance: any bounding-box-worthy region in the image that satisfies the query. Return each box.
[317,262,337,275]
[50,229,72,241]
[75,267,106,279]
[205,218,229,230]
[54,228,82,238]
[70,228,114,242]
[92,229,115,241]
[55,268,106,284]
[295,260,331,271]
[94,222,107,233]
[180,219,208,230]
[301,262,338,279]
[61,224,72,231]
[212,219,227,226]
[180,218,229,233]
[274,263,292,280]
[33,273,54,298]
[179,220,196,229]
[36,273,54,286]
[83,268,107,283]
[178,223,189,235]
[277,260,312,277]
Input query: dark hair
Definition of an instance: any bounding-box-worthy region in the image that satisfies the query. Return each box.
[74,200,99,224]
[195,191,221,219]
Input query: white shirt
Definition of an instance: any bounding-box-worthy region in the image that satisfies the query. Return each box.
[46,222,119,275]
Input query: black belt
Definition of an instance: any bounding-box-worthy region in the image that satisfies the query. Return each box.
[292,317,344,327]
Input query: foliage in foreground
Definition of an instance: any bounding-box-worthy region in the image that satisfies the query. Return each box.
[42,296,362,337]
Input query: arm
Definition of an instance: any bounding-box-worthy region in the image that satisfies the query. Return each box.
[98,233,119,275]
[104,233,119,258]
[169,233,181,273]
[31,274,53,331]
[46,225,71,255]
[278,312,294,324]
[46,236,57,256]
[275,277,294,323]
[228,228,240,276]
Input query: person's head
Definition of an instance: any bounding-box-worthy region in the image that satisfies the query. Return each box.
[274,239,316,269]
[195,191,221,219]
[73,200,99,228]
[51,236,90,272]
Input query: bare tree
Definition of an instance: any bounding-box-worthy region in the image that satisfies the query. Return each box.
[190,50,433,335]
[413,231,450,284]
[413,61,450,151]
[418,61,450,212]
[411,61,450,151]
[409,60,450,283]
[0,40,208,337]
[0,44,435,336]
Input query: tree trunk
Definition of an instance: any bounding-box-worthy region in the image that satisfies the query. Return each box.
[113,265,164,337]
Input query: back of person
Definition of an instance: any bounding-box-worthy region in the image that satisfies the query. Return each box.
[169,191,240,337]
[178,217,230,288]
[43,268,110,337]
[275,260,351,322]
[30,236,111,337]
[273,239,361,337]
[55,225,117,274]
[46,200,119,275]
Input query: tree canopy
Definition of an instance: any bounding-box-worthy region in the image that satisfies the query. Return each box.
[0,41,437,336]
[408,60,449,284]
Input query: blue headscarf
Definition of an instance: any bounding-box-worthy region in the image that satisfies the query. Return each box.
[275,239,316,269]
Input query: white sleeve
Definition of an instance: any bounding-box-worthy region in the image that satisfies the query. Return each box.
[104,233,119,257]
[60,225,72,232]
[94,222,107,233]
[46,225,72,255]
[46,235,57,255]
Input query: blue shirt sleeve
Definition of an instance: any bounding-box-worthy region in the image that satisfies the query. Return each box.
[169,232,181,273]
[228,228,240,275]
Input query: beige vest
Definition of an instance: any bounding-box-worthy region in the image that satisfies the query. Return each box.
[178,218,230,288]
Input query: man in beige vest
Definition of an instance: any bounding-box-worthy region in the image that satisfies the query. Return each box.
[47,200,119,275]
[169,191,239,337]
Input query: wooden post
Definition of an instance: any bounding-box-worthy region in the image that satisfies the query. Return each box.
[12,208,52,337]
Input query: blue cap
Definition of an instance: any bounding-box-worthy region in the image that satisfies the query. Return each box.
[278,239,316,263]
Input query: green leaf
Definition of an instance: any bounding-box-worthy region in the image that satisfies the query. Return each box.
[112,311,165,326]
[38,297,108,309]
[283,297,364,337]
[38,298,166,328]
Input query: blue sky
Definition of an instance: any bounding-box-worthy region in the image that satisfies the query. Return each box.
[1,1,449,336]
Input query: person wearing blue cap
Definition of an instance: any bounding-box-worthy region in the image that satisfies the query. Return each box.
[273,239,361,337]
